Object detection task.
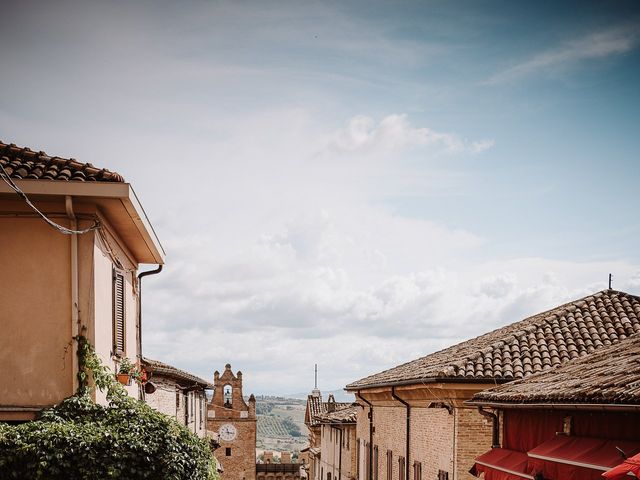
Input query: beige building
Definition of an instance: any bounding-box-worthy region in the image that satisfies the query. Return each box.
[208,364,257,480]
[316,399,358,480]
[305,391,351,480]
[345,289,640,480]
[0,141,164,421]
[142,357,213,437]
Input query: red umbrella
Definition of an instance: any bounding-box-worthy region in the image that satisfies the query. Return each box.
[603,453,640,480]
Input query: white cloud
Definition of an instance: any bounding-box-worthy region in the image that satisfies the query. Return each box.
[487,23,640,84]
[327,114,494,155]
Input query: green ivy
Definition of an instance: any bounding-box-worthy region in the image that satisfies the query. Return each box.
[0,336,219,480]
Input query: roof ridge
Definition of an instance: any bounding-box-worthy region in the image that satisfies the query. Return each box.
[347,289,640,389]
[0,140,125,183]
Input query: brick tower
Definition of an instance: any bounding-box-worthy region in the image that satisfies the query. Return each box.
[208,364,256,480]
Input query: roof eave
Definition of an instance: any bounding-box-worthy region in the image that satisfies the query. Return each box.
[464,400,640,412]
[1,179,165,264]
[346,376,512,391]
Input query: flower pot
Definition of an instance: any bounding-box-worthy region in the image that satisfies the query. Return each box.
[116,373,131,386]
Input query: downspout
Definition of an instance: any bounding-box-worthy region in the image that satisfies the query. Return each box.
[477,406,500,448]
[356,391,373,480]
[391,387,410,480]
[137,265,163,359]
[65,196,80,393]
[137,265,162,401]
[331,425,343,480]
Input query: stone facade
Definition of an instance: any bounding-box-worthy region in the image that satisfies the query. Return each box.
[318,421,356,480]
[256,451,302,480]
[208,364,257,480]
[142,358,212,438]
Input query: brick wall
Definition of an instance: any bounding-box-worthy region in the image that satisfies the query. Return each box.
[355,403,496,480]
[319,424,357,480]
[453,407,493,480]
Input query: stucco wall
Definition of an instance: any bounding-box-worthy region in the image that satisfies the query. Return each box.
[0,217,73,408]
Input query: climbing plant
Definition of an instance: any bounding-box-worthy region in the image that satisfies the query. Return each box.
[0,335,218,480]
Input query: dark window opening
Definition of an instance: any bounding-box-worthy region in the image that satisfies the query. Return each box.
[398,456,405,480]
[226,447,232,457]
[224,385,233,408]
[437,471,448,480]
[386,450,393,480]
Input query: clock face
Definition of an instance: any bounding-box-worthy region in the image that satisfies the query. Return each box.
[219,423,237,442]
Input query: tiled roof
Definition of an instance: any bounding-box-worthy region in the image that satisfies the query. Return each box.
[305,394,352,427]
[142,358,214,389]
[0,141,124,182]
[347,290,640,390]
[469,334,640,405]
[316,404,359,424]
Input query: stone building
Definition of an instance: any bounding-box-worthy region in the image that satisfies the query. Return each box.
[0,141,164,421]
[142,357,213,437]
[345,289,640,480]
[316,399,358,480]
[305,391,351,480]
[256,451,302,480]
[208,364,257,480]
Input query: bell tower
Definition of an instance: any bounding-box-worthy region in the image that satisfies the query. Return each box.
[208,364,256,480]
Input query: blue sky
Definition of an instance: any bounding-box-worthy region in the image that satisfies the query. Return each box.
[1,0,639,394]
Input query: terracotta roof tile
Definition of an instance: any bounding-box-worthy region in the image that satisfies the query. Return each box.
[142,357,213,389]
[346,290,640,390]
[0,141,124,183]
[316,404,359,424]
[305,394,352,427]
[470,334,640,405]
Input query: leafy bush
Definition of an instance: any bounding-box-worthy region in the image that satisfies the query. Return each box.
[0,336,218,480]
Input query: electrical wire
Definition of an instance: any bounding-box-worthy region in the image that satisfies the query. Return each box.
[0,162,100,235]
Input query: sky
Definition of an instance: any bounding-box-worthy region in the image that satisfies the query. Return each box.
[1,0,640,395]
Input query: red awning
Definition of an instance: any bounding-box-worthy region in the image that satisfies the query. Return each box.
[527,436,640,480]
[473,448,534,480]
[602,452,640,479]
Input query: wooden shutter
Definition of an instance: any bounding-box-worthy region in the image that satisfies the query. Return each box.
[112,269,126,354]
[386,450,392,480]
[373,446,379,480]
[398,457,405,480]
[413,462,421,480]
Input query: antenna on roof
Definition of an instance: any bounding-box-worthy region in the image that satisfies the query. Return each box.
[609,273,613,290]
[314,364,318,389]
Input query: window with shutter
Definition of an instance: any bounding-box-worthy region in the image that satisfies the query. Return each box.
[398,457,405,480]
[112,269,126,355]
[386,450,393,480]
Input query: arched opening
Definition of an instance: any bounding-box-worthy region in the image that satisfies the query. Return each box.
[224,384,233,408]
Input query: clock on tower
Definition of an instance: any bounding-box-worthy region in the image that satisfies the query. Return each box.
[207,364,256,480]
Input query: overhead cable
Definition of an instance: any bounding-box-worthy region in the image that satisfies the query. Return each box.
[0,162,100,235]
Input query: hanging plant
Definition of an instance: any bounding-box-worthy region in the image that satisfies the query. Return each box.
[0,335,218,480]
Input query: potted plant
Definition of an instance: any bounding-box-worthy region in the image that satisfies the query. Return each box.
[116,357,136,385]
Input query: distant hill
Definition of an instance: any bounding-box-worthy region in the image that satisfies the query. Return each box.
[255,396,307,453]
[282,389,355,403]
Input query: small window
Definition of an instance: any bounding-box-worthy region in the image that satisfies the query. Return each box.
[398,457,405,480]
[386,450,393,480]
[226,447,232,456]
[184,392,189,424]
[112,269,126,355]
[437,471,448,480]
[224,385,233,408]
[175,391,180,413]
